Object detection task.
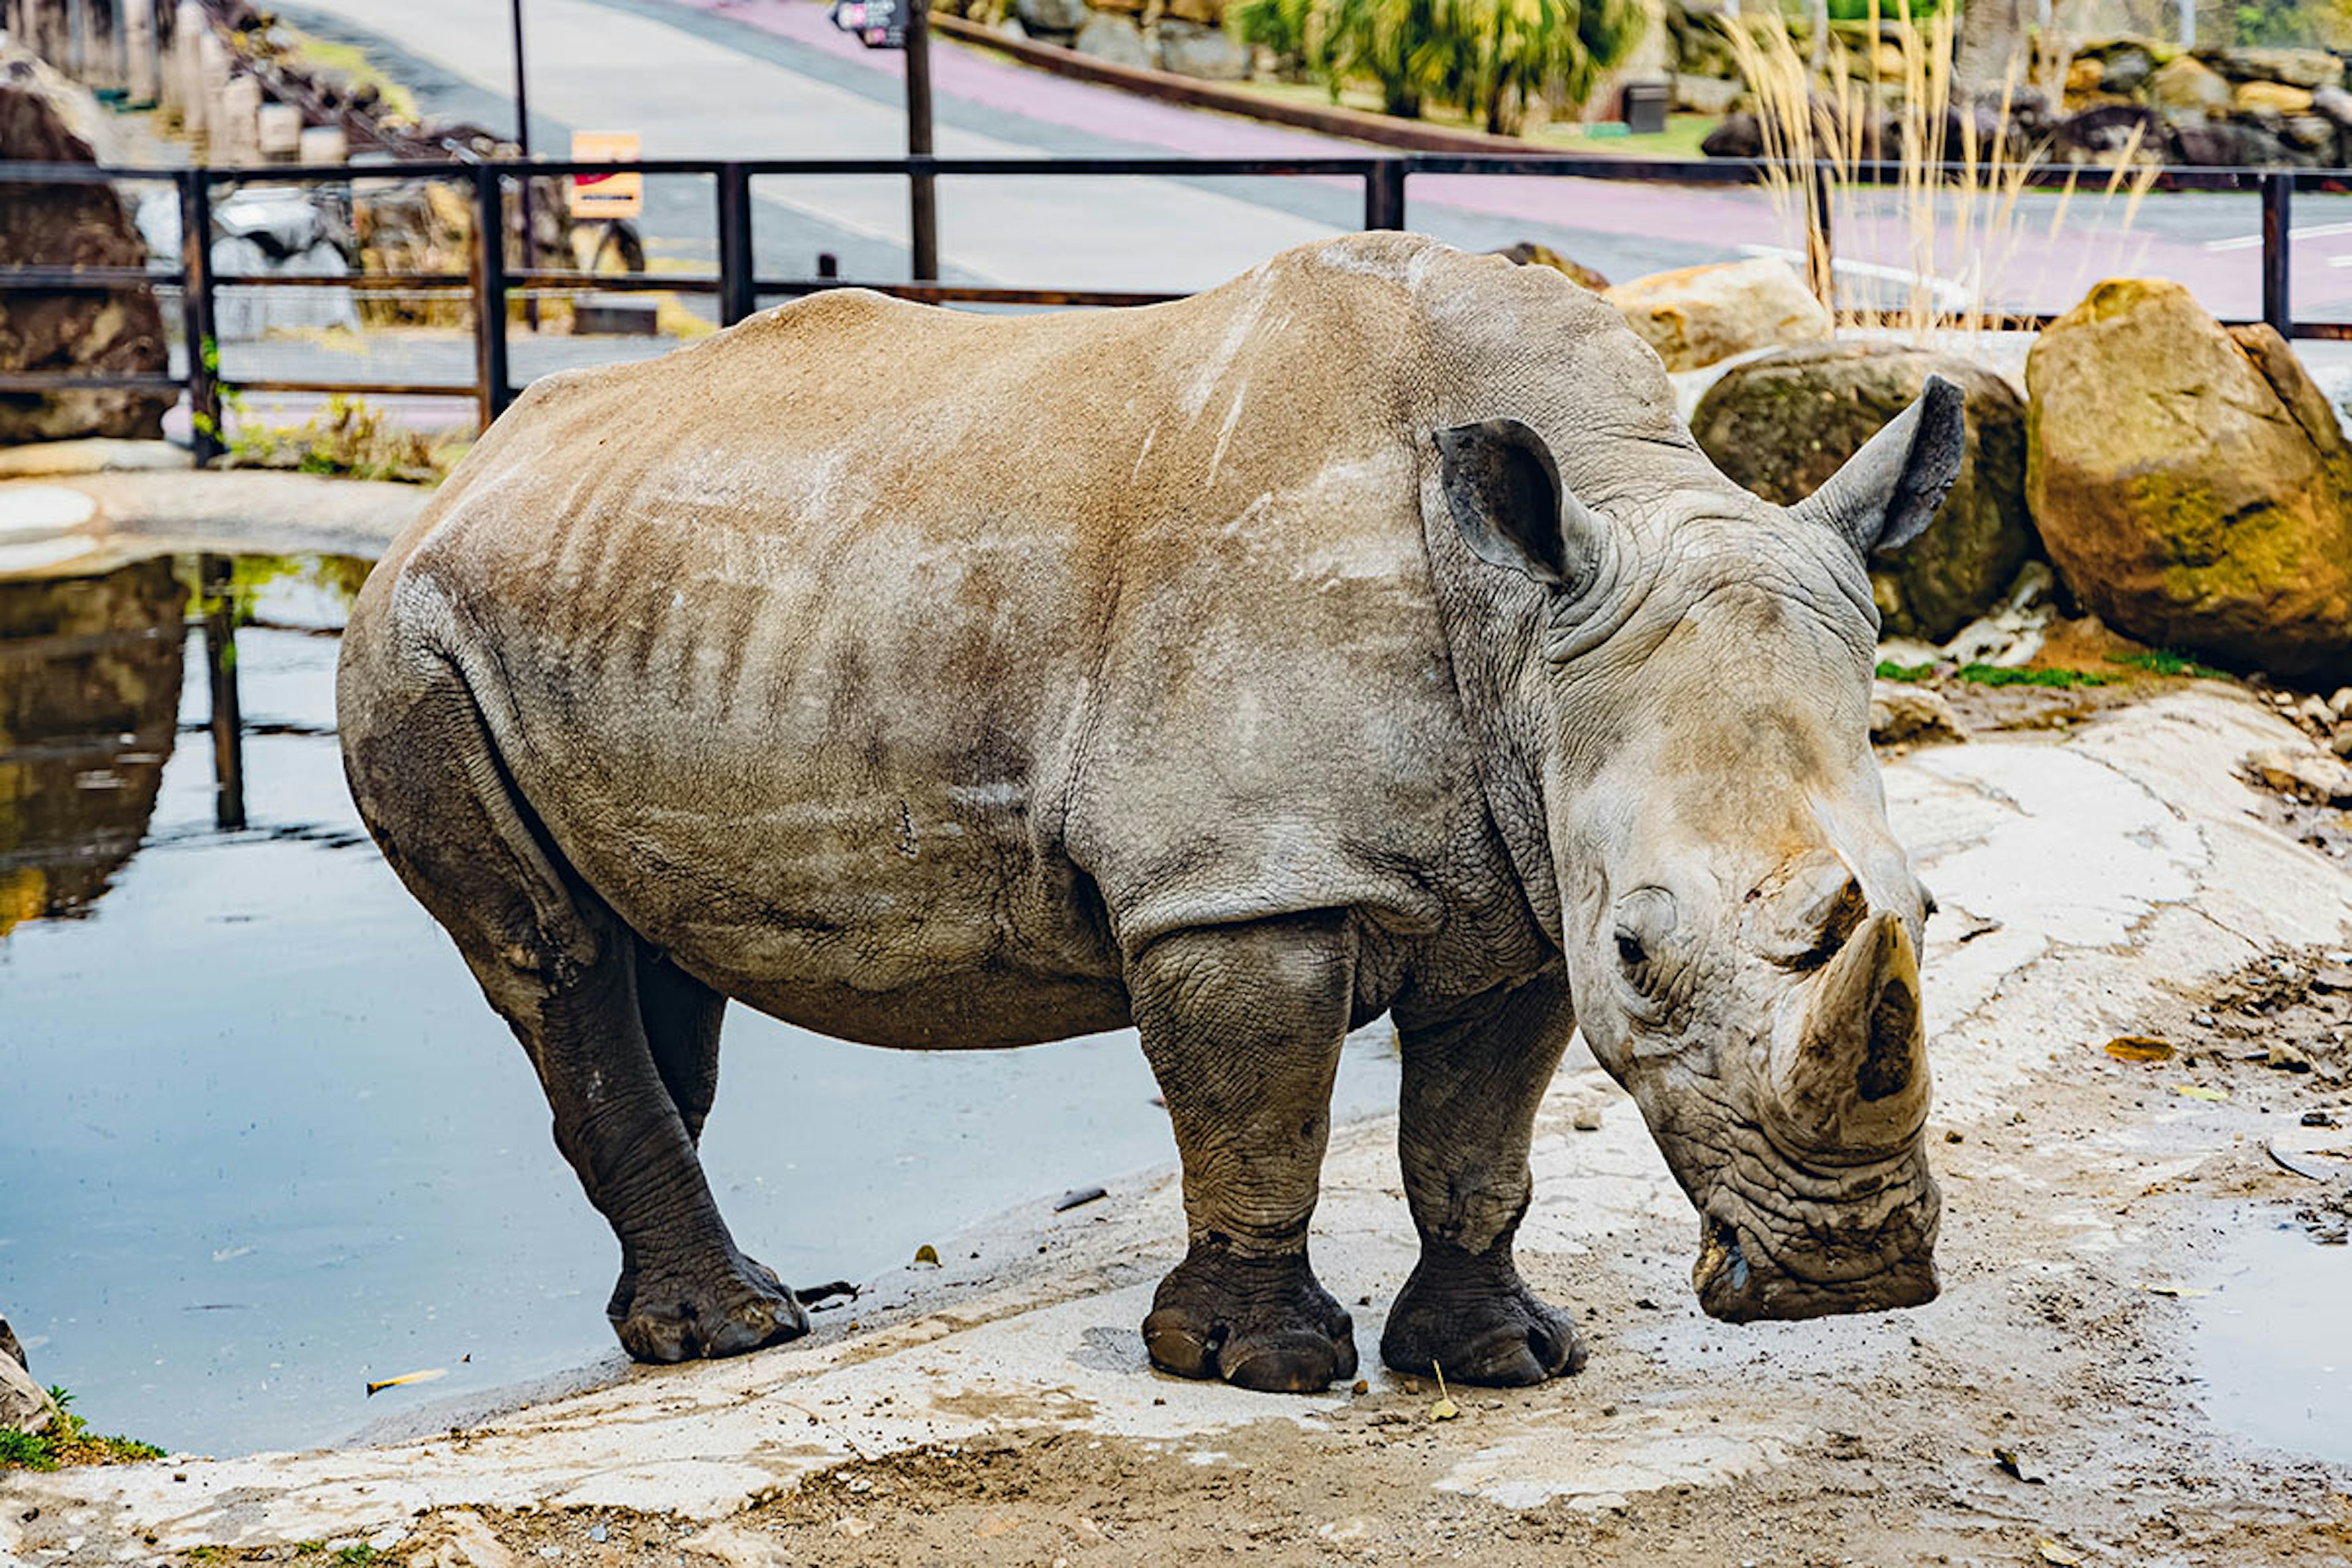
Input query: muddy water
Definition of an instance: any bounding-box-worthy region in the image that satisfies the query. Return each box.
[2193,1217,2352,1466]
[0,555,1400,1459]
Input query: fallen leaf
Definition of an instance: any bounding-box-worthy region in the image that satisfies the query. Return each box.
[1430,1362,1459,1422]
[2038,1542,2082,1566]
[364,1368,447,1397]
[1052,1186,1107,1213]
[2104,1035,2174,1063]
[2174,1085,2230,1102]
[2143,1283,2214,1298]
[913,1243,940,1265]
[1992,1446,2046,1484]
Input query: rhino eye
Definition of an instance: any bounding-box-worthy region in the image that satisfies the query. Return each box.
[1615,929,1648,970]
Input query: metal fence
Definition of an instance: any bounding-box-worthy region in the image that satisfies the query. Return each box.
[0,150,2332,466]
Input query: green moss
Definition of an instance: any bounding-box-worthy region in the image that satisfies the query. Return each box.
[1957,664,2110,688]
[2110,649,2229,679]
[1875,660,1936,682]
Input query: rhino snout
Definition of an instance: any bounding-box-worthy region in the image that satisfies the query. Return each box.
[1691,1166,1942,1324]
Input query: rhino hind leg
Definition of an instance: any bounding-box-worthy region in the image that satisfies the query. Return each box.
[1131,912,1360,1393]
[1382,970,1584,1387]
[345,662,805,1365]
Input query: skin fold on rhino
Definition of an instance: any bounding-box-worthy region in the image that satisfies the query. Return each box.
[337,233,1960,1392]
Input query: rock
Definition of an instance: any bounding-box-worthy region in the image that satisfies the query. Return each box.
[2065,56,2103,95]
[1155,18,1248,80]
[1700,110,1762,159]
[679,1524,791,1568]
[1602,257,1829,374]
[1871,683,1970,747]
[1690,342,2034,641]
[1161,0,1226,22]
[2236,79,2313,115]
[2313,85,2352,129]
[2242,747,2352,805]
[1072,11,1150,69]
[2057,103,2158,160]
[1014,0,1089,34]
[0,1315,23,1370]
[2149,56,2233,114]
[2333,729,2352,758]
[2169,119,2248,165]
[2331,686,2352,718]
[1490,240,1608,292]
[413,1512,518,1568]
[2026,279,2352,683]
[1672,71,1741,116]
[2280,113,2338,154]
[0,50,173,443]
[2212,47,2344,90]
[0,1344,56,1435]
[2097,44,2156,97]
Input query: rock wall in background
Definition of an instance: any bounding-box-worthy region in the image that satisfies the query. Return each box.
[0,50,173,444]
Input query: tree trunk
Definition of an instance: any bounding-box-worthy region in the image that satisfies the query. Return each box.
[1953,0,2034,96]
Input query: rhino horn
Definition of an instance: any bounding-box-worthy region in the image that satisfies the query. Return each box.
[1790,375,1966,557]
[1768,911,1930,1159]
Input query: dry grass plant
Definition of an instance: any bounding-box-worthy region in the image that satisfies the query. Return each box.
[1722,4,2157,337]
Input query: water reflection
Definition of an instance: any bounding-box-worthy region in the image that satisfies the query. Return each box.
[0,555,1403,1458]
[0,558,185,933]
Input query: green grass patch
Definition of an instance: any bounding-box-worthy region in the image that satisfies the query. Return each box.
[0,1386,165,1471]
[2109,649,2230,679]
[1875,660,1937,682]
[1956,663,2111,689]
[334,1546,381,1567]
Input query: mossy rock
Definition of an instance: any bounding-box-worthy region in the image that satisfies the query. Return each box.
[2026,277,2352,683]
[1690,342,2035,643]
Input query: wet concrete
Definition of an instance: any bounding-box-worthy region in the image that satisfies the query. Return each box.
[3,685,2348,1566]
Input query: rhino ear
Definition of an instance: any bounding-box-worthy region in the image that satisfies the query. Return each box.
[1791,375,1967,557]
[1435,418,1611,591]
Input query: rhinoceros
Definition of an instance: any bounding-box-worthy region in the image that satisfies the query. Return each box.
[338,233,1956,1392]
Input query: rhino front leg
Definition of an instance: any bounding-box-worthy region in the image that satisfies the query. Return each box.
[1131,911,1359,1393]
[1382,968,1585,1386]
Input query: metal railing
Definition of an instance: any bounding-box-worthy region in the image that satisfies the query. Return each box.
[0,150,2339,466]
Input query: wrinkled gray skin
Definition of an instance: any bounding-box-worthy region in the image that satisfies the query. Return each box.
[338,234,1956,1392]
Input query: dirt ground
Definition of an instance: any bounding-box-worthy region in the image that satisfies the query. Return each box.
[10,690,2352,1568]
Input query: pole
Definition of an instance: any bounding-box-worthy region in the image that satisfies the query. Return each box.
[2262,172,2292,340]
[179,167,221,467]
[906,0,937,282]
[200,553,246,833]
[473,165,513,428]
[510,0,540,330]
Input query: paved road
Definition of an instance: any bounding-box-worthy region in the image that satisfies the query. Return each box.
[221,0,2352,431]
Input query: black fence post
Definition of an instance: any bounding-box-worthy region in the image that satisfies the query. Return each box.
[178,166,221,466]
[1363,159,1407,230]
[2262,170,2293,339]
[473,164,513,429]
[718,161,756,326]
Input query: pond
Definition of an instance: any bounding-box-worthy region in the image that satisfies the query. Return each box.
[0,552,1401,1460]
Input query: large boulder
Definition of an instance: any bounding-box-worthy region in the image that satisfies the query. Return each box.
[1491,240,1608,292]
[2148,55,2233,115]
[1691,342,2035,642]
[1072,10,1151,69]
[2026,279,2352,683]
[0,1320,55,1435]
[1155,18,1248,80]
[2235,78,2314,115]
[1602,257,1830,373]
[0,51,173,445]
[2210,47,2345,90]
[1015,0,1090,34]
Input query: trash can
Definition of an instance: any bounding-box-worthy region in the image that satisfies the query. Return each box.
[1623,80,1671,137]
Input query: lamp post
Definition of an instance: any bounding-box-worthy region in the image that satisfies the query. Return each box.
[510,0,531,158]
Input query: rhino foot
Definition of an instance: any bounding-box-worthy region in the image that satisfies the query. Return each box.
[609,1253,810,1363]
[1142,1243,1358,1393]
[1381,1243,1583,1386]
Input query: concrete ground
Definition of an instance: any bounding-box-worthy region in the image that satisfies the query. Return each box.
[3,682,2348,1564]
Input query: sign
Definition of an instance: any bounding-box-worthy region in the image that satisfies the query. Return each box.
[569,130,643,220]
[828,0,905,49]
